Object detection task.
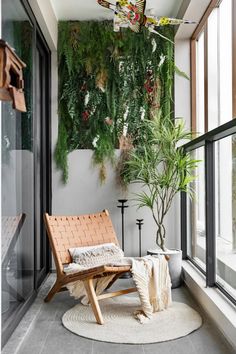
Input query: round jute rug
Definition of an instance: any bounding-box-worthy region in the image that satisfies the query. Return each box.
[62,296,202,344]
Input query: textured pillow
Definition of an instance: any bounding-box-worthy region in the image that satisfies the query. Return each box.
[69,243,124,268]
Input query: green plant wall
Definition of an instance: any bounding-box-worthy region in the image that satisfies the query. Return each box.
[55,21,175,183]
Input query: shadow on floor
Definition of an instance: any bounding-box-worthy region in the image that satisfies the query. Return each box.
[2,274,235,354]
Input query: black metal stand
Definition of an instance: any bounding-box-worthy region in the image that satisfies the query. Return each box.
[117,199,131,279]
[117,199,128,251]
[136,219,144,257]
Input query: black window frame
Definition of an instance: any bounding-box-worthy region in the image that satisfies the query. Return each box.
[181,118,236,306]
[184,0,236,306]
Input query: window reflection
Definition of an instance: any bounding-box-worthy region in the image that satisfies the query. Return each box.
[187,147,206,270]
[196,32,205,135]
[215,135,236,298]
[1,0,34,338]
[1,214,26,314]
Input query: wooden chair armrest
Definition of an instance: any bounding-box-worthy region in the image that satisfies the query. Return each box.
[62,265,131,283]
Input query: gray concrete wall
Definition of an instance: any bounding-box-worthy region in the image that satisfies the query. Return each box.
[52,149,181,258]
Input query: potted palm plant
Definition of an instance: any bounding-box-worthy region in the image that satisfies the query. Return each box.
[123,114,199,287]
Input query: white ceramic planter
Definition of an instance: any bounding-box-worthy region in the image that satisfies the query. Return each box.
[147,249,183,288]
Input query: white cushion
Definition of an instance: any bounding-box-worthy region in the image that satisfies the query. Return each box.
[69,243,124,268]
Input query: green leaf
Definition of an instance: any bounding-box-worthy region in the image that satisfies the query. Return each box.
[174,65,190,80]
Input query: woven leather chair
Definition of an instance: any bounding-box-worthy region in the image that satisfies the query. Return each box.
[44,210,137,324]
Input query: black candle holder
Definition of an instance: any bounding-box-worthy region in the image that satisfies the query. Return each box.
[136,219,144,257]
[117,199,131,279]
[117,199,128,251]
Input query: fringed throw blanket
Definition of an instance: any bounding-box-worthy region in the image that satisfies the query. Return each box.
[131,255,172,323]
[64,243,125,305]
[64,247,172,322]
[64,263,116,305]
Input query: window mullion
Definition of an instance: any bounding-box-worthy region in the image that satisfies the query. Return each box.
[204,25,208,133]
[232,0,236,118]
[205,140,216,287]
[181,191,187,259]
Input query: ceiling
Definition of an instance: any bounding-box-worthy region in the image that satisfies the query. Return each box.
[50,0,184,21]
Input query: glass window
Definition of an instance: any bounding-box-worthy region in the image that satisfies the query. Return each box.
[196,32,205,135]
[219,0,232,126]
[207,9,218,131]
[1,0,34,338]
[215,134,236,299]
[187,146,206,270]
[186,0,236,304]
[193,0,234,133]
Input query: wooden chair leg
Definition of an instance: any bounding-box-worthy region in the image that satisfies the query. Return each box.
[105,271,129,290]
[44,281,61,303]
[83,279,104,325]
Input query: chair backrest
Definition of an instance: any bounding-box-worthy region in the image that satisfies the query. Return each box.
[44,210,119,273]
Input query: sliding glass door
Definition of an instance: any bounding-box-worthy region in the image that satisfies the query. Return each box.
[1,0,51,346]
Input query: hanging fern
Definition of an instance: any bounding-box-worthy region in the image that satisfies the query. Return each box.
[55,21,175,183]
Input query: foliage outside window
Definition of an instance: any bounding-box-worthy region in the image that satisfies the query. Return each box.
[2,21,33,159]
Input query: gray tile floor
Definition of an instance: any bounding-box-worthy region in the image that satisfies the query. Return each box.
[2,274,236,354]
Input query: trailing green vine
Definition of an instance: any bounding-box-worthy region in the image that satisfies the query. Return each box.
[55,21,175,183]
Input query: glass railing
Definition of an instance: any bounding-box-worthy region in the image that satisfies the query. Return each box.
[181,119,236,305]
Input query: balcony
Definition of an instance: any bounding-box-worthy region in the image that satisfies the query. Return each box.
[1,0,236,352]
